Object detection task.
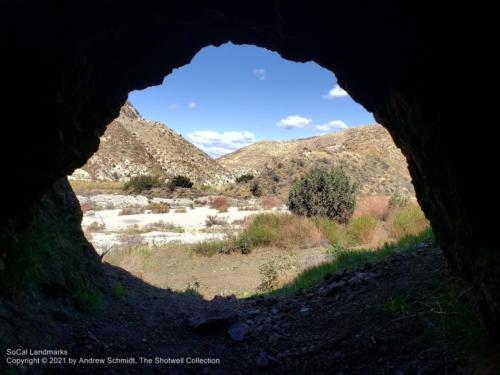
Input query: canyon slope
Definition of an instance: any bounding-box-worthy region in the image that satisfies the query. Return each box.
[219,125,414,197]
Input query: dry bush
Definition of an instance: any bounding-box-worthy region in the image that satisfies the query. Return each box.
[205,215,228,227]
[145,202,170,213]
[119,206,145,215]
[260,195,283,209]
[117,233,145,247]
[208,196,230,212]
[103,242,157,269]
[193,198,207,206]
[86,221,106,232]
[174,207,187,213]
[237,206,258,211]
[231,218,249,226]
[257,255,298,292]
[353,195,390,220]
[120,221,184,234]
[144,221,183,233]
[80,201,96,213]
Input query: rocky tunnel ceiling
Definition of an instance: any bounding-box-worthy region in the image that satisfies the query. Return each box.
[2,2,497,334]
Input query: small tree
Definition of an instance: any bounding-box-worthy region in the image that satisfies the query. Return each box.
[288,168,356,224]
[235,173,254,183]
[168,175,193,191]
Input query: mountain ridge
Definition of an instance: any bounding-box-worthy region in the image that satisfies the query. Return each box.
[70,102,233,185]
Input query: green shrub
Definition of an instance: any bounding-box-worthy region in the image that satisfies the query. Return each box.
[250,180,262,197]
[168,175,193,191]
[237,233,253,254]
[124,175,163,194]
[235,173,254,183]
[288,168,356,223]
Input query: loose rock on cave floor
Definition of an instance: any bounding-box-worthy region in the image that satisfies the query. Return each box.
[11,245,488,374]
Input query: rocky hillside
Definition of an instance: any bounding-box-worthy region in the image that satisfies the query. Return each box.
[219,125,414,197]
[70,102,232,185]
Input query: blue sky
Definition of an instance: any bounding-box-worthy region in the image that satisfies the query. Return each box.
[129,43,375,158]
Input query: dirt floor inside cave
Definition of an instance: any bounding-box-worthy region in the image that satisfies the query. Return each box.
[3,244,491,374]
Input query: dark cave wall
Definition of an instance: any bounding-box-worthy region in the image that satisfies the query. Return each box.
[2,2,497,332]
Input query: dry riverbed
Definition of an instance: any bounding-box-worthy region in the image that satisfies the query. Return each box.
[79,194,285,254]
[78,193,333,298]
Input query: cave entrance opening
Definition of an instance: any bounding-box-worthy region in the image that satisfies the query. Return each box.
[70,43,426,299]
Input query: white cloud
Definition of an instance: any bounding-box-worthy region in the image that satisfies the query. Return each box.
[315,120,348,132]
[253,68,266,80]
[323,84,349,99]
[187,130,256,158]
[189,102,196,108]
[169,104,177,109]
[276,115,312,129]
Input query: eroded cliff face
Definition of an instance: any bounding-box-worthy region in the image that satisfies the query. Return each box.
[2,3,497,333]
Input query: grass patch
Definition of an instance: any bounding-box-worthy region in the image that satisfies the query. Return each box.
[69,179,124,195]
[103,243,158,267]
[388,203,429,239]
[73,284,103,312]
[113,282,127,300]
[145,202,170,213]
[242,213,324,250]
[191,213,325,256]
[347,215,378,245]
[189,239,236,257]
[268,227,433,296]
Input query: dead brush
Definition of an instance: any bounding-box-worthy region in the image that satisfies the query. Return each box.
[353,195,390,220]
[119,206,145,215]
[86,221,106,232]
[260,195,283,209]
[145,201,170,213]
[208,196,230,212]
[205,215,228,227]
